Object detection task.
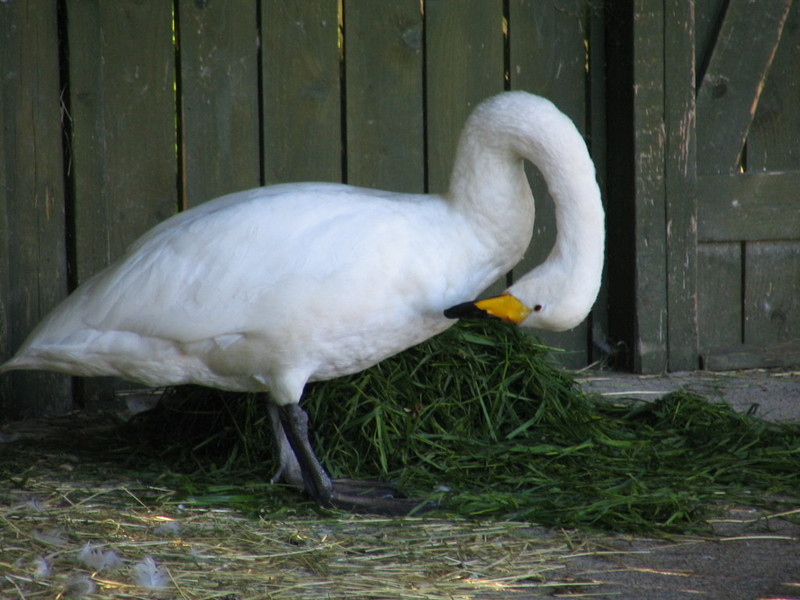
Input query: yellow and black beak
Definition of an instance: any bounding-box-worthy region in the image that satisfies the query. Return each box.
[444,293,532,324]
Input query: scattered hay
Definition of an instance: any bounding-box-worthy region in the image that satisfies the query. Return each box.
[1,474,605,599]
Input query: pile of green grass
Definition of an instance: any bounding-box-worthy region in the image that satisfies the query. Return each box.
[130,322,800,533]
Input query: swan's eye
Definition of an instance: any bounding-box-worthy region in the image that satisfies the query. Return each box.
[533,304,543,312]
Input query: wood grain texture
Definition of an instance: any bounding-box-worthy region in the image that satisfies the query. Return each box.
[747,0,800,172]
[179,0,261,206]
[0,0,72,417]
[262,0,342,185]
[425,0,504,194]
[693,0,799,367]
[68,0,178,280]
[697,172,800,242]
[697,243,742,353]
[425,0,505,298]
[703,343,800,370]
[696,0,792,174]
[744,241,800,345]
[664,0,699,370]
[67,0,178,406]
[630,0,668,372]
[344,0,424,192]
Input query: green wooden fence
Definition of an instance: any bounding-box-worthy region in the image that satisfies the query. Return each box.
[1,1,604,417]
[2,1,798,418]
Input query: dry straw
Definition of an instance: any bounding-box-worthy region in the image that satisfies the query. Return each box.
[1,476,605,598]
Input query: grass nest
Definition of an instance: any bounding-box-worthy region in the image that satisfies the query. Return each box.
[124,321,800,534]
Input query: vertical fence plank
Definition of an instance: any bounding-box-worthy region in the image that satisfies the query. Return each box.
[509,0,592,366]
[697,243,742,356]
[587,2,609,366]
[0,1,72,417]
[425,0,504,193]
[69,1,177,278]
[630,1,668,372]
[344,0,424,192]
[68,0,177,404]
[606,0,668,373]
[664,0,698,370]
[425,0,505,298]
[179,0,261,207]
[745,241,800,346]
[262,0,341,184]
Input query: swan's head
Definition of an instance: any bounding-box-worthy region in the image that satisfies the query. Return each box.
[444,268,600,332]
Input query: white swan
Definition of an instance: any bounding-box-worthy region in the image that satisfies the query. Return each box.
[1,92,604,513]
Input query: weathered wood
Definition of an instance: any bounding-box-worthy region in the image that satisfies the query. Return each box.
[179,0,261,206]
[509,0,589,272]
[9,0,800,415]
[696,0,792,174]
[68,0,177,405]
[262,0,341,184]
[703,343,800,371]
[0,0,72,418]
[696,172,800,242]
[744,241,800,345]
[697,243,742,353]
[692,1,799,369]
[344,0,424,192]
[425,0,504,193]
[664,0,698,370]
[68,0,178,279]
[509,0,593,367]
[747,1,800,172]
[630,0,668,372]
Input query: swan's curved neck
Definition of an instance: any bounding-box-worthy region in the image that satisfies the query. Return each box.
[446,107,535,256]
[448,93,604,319]
[523,157,604,293]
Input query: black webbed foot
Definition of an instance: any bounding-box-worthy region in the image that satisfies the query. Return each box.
[274,403,436,516]
[329,478,436,515]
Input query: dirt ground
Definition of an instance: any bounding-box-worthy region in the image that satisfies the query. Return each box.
[2,368,799,599]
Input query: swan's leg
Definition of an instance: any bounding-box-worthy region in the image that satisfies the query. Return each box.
[275,403,433,515]
[267,403,304,488]
[276,403,335,504]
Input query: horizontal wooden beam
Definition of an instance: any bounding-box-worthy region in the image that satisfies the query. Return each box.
[702,341,800,371]
[697,171,800,242]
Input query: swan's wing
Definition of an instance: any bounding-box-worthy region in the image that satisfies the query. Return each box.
[18,184,445,350]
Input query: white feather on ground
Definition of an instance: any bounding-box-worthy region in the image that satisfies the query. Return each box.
[132,556,169,589]
[77,542,122,572]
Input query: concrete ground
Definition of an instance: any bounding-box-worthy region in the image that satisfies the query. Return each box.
[578,368,800,423]
[560,368,800,600]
